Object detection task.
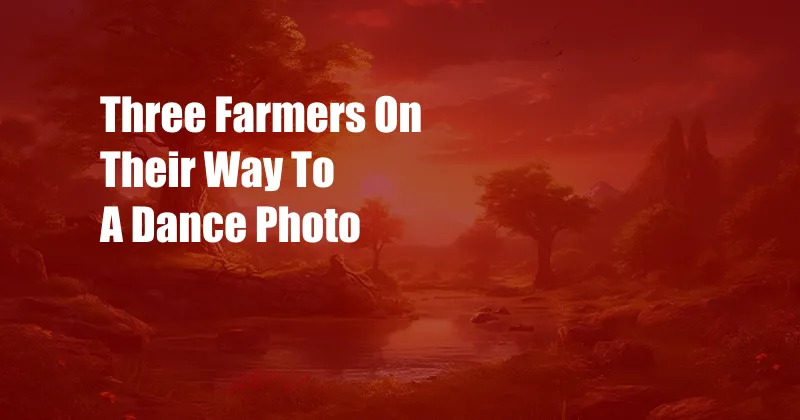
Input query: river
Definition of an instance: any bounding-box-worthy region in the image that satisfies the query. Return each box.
[140,290,565,387]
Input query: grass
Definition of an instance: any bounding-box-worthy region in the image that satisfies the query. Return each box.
[207,349,589,420]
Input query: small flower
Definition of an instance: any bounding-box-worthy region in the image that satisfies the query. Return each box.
[755,353,768,361]
[99,391,117,404]
[773,364,781,371]
[124,414,137,420]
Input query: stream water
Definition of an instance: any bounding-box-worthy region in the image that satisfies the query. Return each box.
[142,291,563,386]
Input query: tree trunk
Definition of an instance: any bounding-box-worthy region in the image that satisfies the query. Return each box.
[535,234,556,289]
[156,132,220,254]
[158,133,208,215]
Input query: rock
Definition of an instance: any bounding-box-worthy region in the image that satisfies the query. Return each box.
[702,316,739,346]
[478,306,494,313]
[590,305,641,332]
[706,280,780,315]
[61,319,148,353]
[470,312,501,324]
[0,245,49,295]
[592,340,655,371]
[647,397,767,420]
[637,302,707,334]
[0,295,152,353]
[9,245,48,283]
[509,324,535,332]
[317,255,381,316]
[571,385,668,420]
[647,397,721,420]
[494,306,511,315]
[562,324,613,347]
[0,324,116,420]
[216,328,269,353]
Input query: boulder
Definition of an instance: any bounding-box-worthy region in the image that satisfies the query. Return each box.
[647,397,767,420]
[637,302,707,334]
[0,245,48,296]
[509,324,535,332]
[571,385,668,420]
[590,305,641,332]
[0,295,152,353]
[0,324,116,420]
[315,255,380,316]
[592,340,655,371]
[470,312,501,324]
[706,280,780,315]
[494,306,511,315]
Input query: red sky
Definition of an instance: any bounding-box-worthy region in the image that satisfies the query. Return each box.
[2,0,800,244]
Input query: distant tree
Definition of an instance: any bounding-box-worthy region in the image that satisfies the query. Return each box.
[728,102,799,196]
[722,161,800,257]
[663,118,690,208]
[0,117,121,249]
[625,118,690,213]
[477,163,595,289]
[686,116,721,223]
[455,220,503,284]
[616,202,696,275]
[354,199,404,271]
[42,0,369,217]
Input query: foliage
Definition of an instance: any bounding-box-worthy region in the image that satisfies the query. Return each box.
[686,116,721,222]
[42,0,369,214]
[209,350,586,420]
[0,117,115,245]
[616,201,696,275]
[663,118,690,207]
[722,161,800,257]
[477,163,595,287]
[726,102,799,197]
[477,163,594,239]
[354,198,404,271]
[455,220,503,284]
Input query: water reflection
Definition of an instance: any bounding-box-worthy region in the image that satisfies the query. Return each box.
[145,293,555,385]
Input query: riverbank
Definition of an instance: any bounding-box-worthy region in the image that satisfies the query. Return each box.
[5,247,800,420]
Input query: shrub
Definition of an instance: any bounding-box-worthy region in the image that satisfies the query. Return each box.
[616,202,697,275]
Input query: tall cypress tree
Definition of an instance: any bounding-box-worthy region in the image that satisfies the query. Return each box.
[687,116,720,220]
[663,118,690,208]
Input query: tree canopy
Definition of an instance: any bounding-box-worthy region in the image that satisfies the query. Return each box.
[354,198,404,271]
[42,0,370,217]
[477,163,594,288]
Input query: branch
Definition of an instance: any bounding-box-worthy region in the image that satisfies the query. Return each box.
[196,136,215,148]
[131,142,150,160]
[135,133,166,148]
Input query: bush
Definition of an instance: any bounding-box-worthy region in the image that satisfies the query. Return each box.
[722,162,800,258]
[616,202,697,275]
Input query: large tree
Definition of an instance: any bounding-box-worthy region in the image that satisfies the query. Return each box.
[0,117,117,247]
[477,163,595,289]
[354,198,404,271]
[42,0,369,216]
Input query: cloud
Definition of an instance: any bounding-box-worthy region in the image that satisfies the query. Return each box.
[334,9,392,28]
